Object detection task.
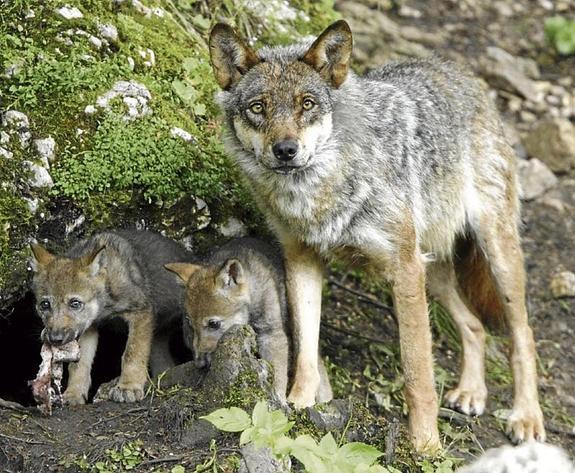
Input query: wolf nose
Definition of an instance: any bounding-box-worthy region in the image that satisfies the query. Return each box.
[47,330,66,345]
[272,140,298,161]
[194,352,211,369]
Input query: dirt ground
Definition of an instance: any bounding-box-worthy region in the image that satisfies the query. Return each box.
[1,0,574,471]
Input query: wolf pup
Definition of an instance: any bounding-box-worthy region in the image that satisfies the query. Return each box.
[30,230,195,404]
[165,237,333,403]
[208,21,545,451]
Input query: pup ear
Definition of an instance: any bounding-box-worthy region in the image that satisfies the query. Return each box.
[82,245,106,277]
[216,259,244,288]
[302,20,353,88]
[29,243,55,271]
[209,23,260,90]
[165,263,202,283]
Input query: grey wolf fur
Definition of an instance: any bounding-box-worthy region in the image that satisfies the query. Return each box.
[208,20,545,452]
[30,230,195,404]
[166,237,333,403]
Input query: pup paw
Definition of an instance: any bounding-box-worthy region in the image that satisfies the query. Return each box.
[108,383,145,403]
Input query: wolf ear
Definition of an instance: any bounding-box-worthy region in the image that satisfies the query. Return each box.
[82,245,106,277]
[165,263,202,283]
[29,243,55,271]
[209,23,260,90]
[216,259,244,288]
[302,20,353,88]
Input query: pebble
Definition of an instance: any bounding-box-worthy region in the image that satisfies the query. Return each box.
[55,5,83,20]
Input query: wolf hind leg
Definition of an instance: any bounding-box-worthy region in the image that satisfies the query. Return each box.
[427,262,487,416]
[474,216,545,443]
[64,326,99,405]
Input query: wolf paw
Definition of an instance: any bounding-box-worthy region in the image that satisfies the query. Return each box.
[506,406,546,444]
[411,429,442,455]
[108,383,145,403]
[444,386,487,416]
[63,389,87,406]
[287,384,317,409]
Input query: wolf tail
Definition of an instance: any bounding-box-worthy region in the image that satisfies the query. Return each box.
[454,235,506,332]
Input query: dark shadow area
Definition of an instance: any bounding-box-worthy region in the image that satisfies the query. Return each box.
[0,294,192,405]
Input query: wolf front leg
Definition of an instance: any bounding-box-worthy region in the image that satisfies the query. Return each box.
[282,238,324,409]
[64,327,99,405]
[109,310,154,403]
[387,242,441,454]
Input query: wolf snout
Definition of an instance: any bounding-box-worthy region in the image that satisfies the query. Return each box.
[44,328,76,346]
[194,352,211,369]
[272,140,299,161]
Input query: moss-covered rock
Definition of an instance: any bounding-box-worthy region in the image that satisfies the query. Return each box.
[0,0,339,307]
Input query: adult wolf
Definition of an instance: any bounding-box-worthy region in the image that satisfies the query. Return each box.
[30,230,195,404]
[208,20,545,452]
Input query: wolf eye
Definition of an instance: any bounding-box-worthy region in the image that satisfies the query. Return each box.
[69,298,84,310]
[207,319,221,330]
[249,102,264,114]
[39,300,51,311]
[302,98,315,111]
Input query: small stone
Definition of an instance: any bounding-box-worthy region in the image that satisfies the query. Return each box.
[550,271,575,298]
[0,131,9,145]
[524,119,575,173]
[218,217,247,238]
[0,147,13,159]
[520,110,537,123]
[170,127,195,143]
[55,5,83,19]
[34,137,56,164]
[507,96,523,113]
[518,158,558,200]
[23,197,39,214]
[84,105,97,114]
[88,35,102,50]
[127,56,135,70]
[239,444,291,473]
[24,161,54,189]
[97,23,118,42]
[398,5,422,18]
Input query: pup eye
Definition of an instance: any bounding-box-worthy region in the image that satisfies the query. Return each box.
[39,300,51,311]
[249,102,264,114]
[302,98,315,111]
[69,298,84,310]
[207,319,221,330]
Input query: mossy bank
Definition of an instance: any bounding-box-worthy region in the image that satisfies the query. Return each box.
[0,0,339,306]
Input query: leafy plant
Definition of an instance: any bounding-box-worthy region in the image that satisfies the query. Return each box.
[545,16,575,55]
[201,401,389,473]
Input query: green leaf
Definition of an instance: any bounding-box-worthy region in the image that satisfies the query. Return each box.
[274,435,294,456]
[338,443,383,466]
[240,426,255,445]
[318,432,339,458]
[171,466,186,473]
[200,407,251,432]
[252,401,269,428]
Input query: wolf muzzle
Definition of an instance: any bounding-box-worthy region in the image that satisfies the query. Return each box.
[42,328,77,346]
[194,352,211,369]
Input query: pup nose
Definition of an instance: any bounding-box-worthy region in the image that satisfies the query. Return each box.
[272,140,298,161]
[47,330,66,345]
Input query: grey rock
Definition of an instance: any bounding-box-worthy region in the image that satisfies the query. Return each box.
[305,399,351,431]
[24,161,54,189]
[238,444,291,473]
[518,158,558,200]
[549,271,575,298]
[218,217,247,238]
[170,127,196,143]
[55,5,83,19]
[524,119,575,173]
[456,442,575,473]
[0,147,13,159]
[34,137,56,165]
[480,47,541,102]
[97,23,118,42]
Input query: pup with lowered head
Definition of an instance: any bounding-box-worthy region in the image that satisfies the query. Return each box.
[30,230,195,404]
[165,237,332,403]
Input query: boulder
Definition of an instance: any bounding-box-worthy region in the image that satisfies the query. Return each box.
[518,158,558,200]
[524,119,575,173]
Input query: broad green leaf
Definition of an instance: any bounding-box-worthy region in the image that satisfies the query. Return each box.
[354,464,389,473]
[274,435,294,457]
[200,407,251,432]
[239,426,255,445]
[338,443,383,466]
[318,432,339,458]
[171,466,185,473]
[252,401,270,428]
